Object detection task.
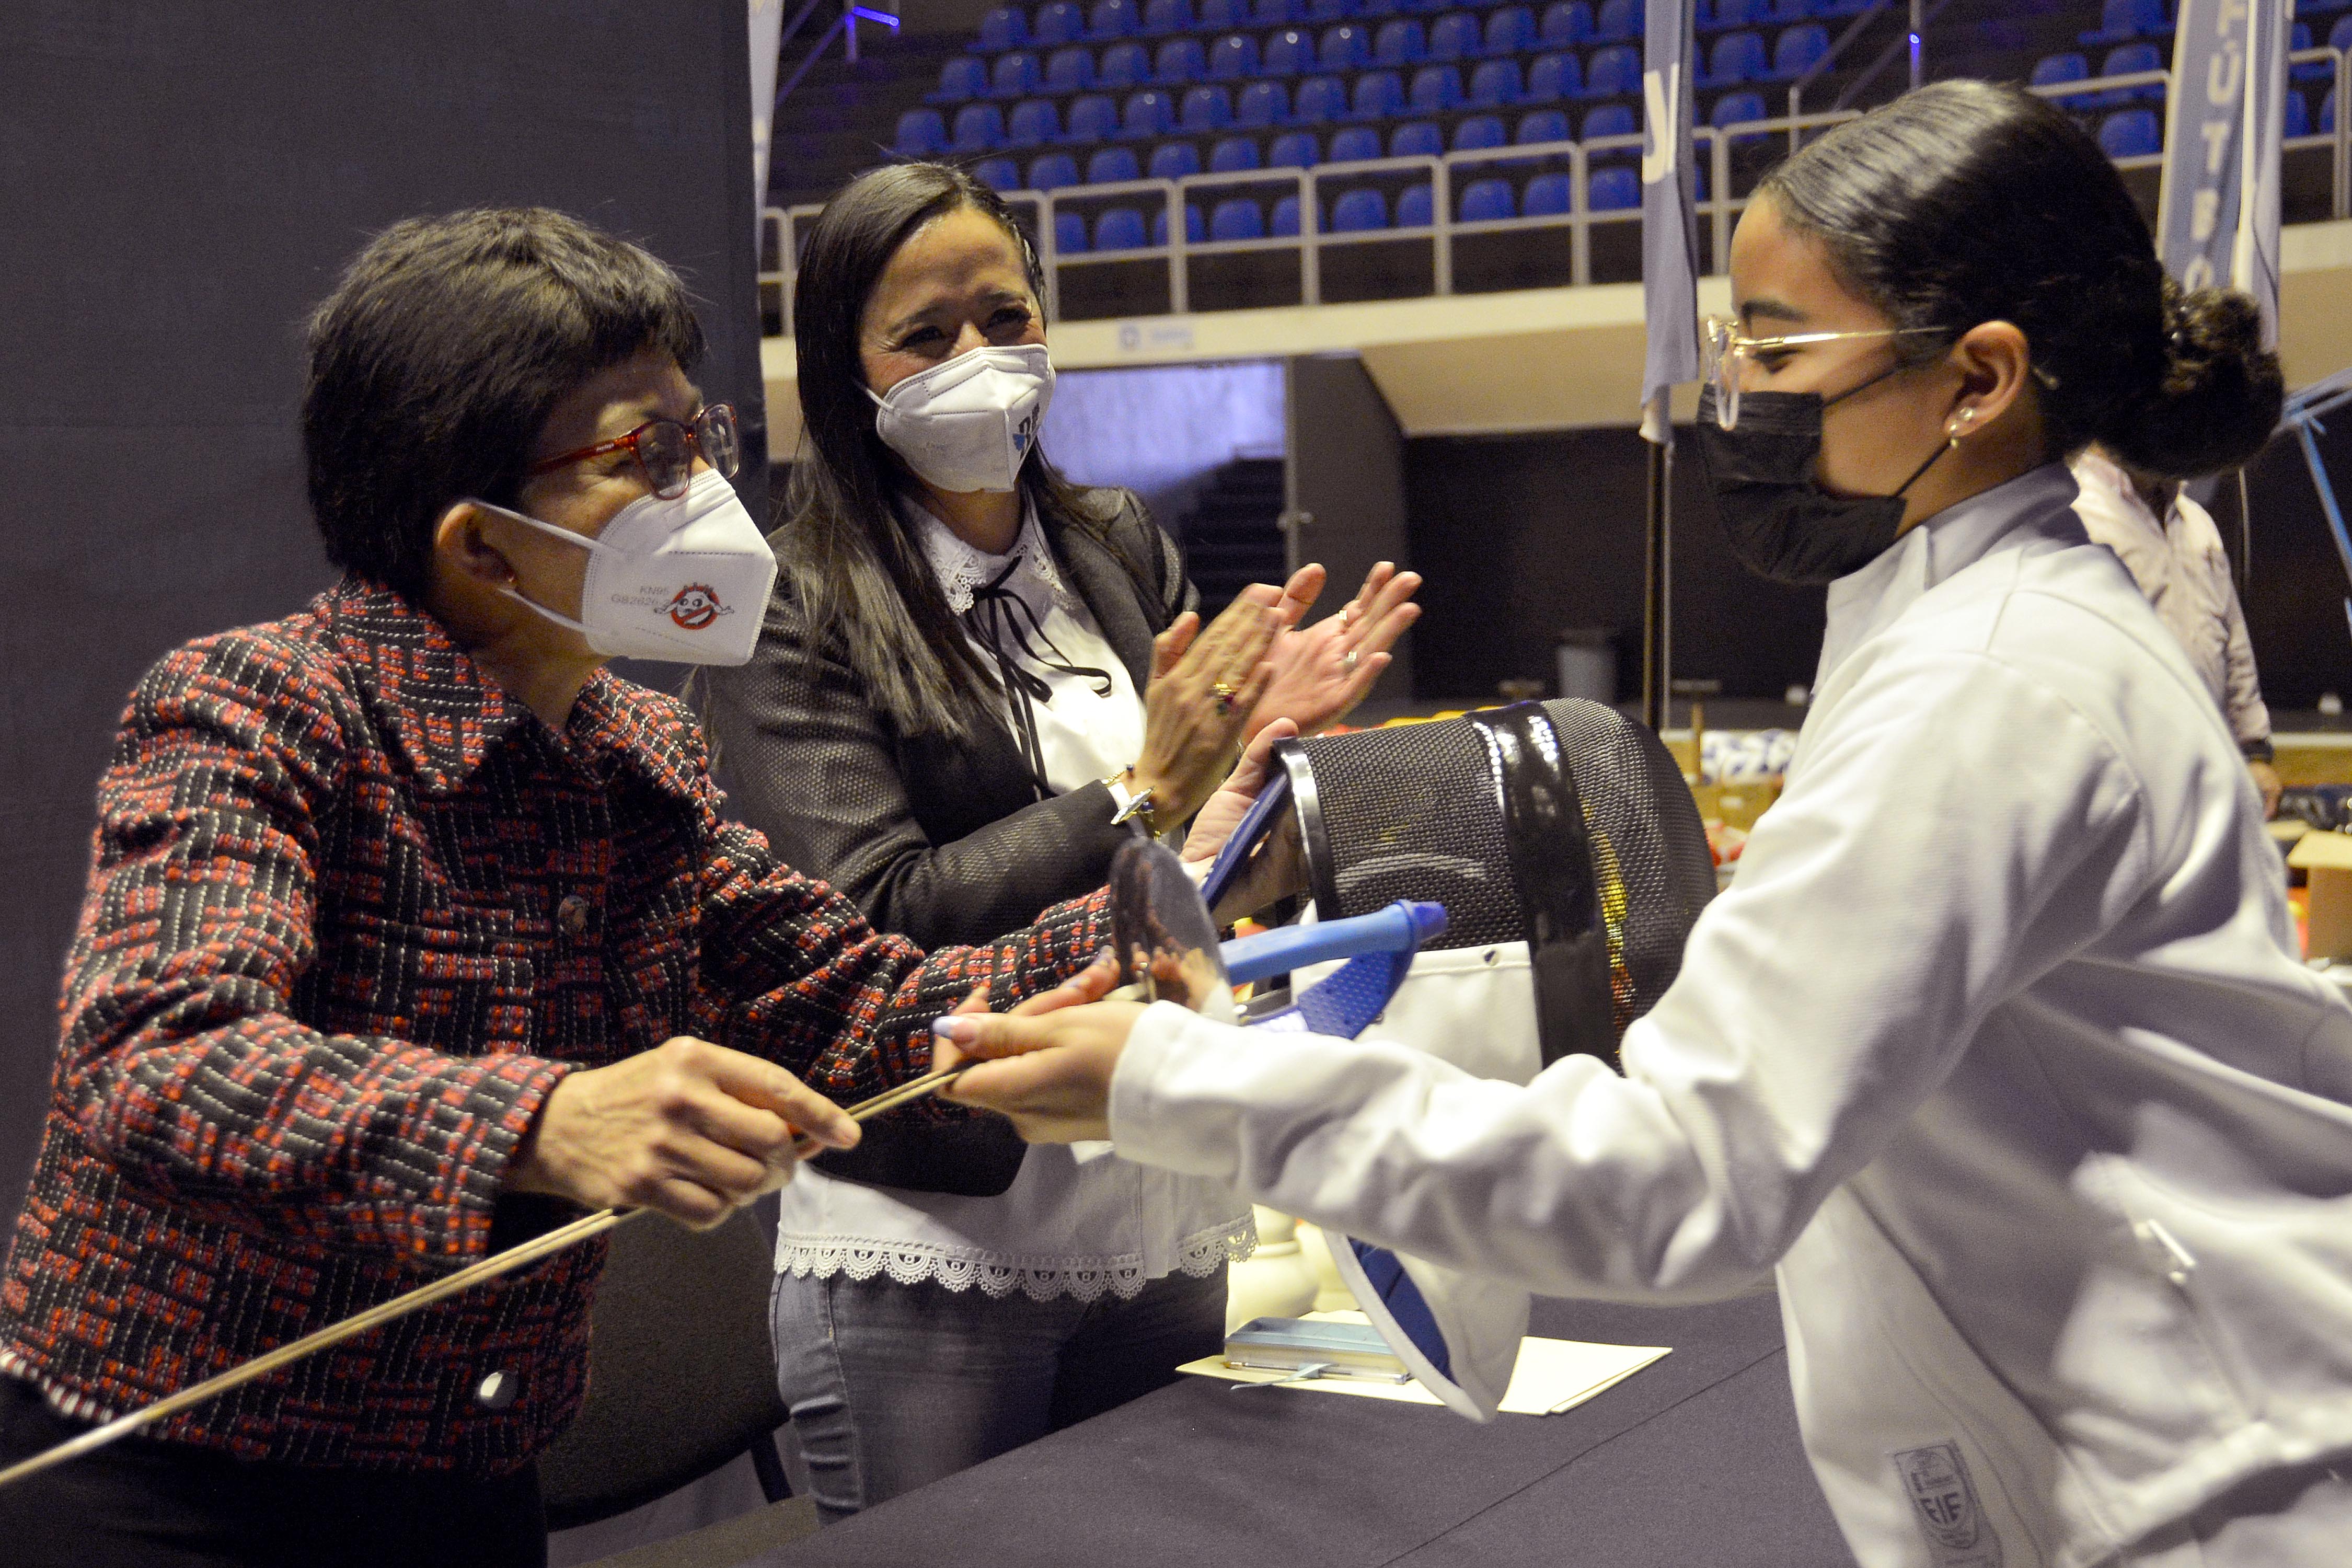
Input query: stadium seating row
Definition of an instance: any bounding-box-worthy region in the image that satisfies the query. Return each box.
[964,0,1910,52]
[905,72,1784,154]
[1043,167,1638,252]
[931,19,1829,101]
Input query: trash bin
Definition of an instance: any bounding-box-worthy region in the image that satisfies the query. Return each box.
[1555,628,1617,704]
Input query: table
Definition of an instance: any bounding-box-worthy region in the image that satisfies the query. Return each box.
[751,1290,1857,1567]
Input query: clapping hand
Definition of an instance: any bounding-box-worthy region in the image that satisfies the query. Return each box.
[1247,561,1421,741]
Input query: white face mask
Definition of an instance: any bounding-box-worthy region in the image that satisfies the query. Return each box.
[477,468,778,665]
[868,343,1055,494]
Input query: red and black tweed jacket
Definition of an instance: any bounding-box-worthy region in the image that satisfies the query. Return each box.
[0,576,1108,1476]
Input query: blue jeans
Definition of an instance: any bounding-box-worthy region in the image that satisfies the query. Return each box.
[770,1264,1227,1524]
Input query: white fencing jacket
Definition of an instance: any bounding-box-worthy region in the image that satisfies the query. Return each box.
[1108,464,2352,1568]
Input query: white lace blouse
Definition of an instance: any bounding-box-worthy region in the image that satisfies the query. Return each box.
[771,501,1254,1301]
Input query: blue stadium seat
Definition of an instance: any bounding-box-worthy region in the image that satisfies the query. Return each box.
[1066,93,1122,140]
[1516,107,1570,143]
[1700,31,1767,87]
[1586,43,1640,96]
[1330,124,1383,159]
[1212,197,1266,238]
[1237,78,1290,124]
[1211,133,1263,169]
[1296,74,1350,119]
[1209,32,1262,76]
[1484,6,1536,55]
[1541,0,1595,45]
[1047,44,1099,90]
[1321,22,1375,69]
[1144,0,1196,32]
[953,102,1008,152]
[2293,25,2333,84]
[1583,102,1634,137]
[973,155,1023,189]
[1470,59,1525,106]
[1304,0,1353,24]
[1151,141,1205,178]
[1391,120,1445,155]
[1770,23,1828,79]
[1376,18,1428,62]
[1182,83,1235,128]
[895,108,949,156]
[1523,170,1573,213]
[1411,63,1465,110]
[1352,70,1408,118]
[1397,182,1435,225]
[1089,145,1143,180]
[2287,88,2311,138]
[1035,1,1088,46]
[1096,206,1149,247]
[1595,0,1640,40]
[973,6,1029,52]
[1008,99,1063,147]
[2098,42,2165,106]
[1152,202,1208,244]
[930,56,988,102]
[2030,51,2088,108]
[2099,107,2161,157]
[994,51,1044,98]
[1429,11,1482,60]
[1332,188,1391,229]
[2080,0,2168,45]
[1459,176,1515,220]
[1454,112,1507,148]
[1710,88,1767,139]
[1055,208,1090,251]
[1264,27,1316,71]
[1702,0,1761,32]
[1099,39,1152,86]
[1252,0,1297,22]
[2332,13,2352,49]
[1091,0,1143,37]
[1200,0,1248,24]
[1762,0,1814,21]
[1122,88,1177,135]
[2305,0,2352,18]
[1272,193,1306,234]
[1029,151,1080,188]
[1157,37,1207,81]
[1270,128,1322,164]
[1589,165,1640,207]
[1527,51,1583,99]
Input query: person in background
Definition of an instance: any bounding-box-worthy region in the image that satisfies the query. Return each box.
[0,207,1127,1568]
[2070,444,2281,815]
[697,162,1419,1522]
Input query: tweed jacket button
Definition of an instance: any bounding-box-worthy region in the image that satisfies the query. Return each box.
[475,1369,520,1410]
[557,895,592,937]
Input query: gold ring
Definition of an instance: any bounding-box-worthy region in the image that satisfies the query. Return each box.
[1211,681,1239,713]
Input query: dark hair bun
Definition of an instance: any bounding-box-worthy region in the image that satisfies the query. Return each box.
[2107,280,2284,480]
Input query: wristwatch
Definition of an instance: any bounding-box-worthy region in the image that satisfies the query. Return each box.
[1104,770,1163,838]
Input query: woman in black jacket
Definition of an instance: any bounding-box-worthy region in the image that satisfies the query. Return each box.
[699,163,1417,1520]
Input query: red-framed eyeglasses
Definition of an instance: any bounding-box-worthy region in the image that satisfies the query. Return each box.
[526,403,741,499]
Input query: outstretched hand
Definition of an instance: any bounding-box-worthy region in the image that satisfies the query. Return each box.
[936,998,1146,1144]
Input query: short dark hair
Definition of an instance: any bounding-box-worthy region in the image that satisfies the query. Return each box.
[302,207,707,597]
[1759,80,2282,479]
[782,163,1137,739]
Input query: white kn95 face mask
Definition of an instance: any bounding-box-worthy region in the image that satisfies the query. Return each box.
[476,468,778,666]
[868,343,1056,494]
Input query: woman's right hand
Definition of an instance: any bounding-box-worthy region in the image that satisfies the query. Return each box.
[1129,588,1281,824]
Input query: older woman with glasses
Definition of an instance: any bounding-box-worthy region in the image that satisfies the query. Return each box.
[697,162,1419,1522]
[0,206,1126,1568]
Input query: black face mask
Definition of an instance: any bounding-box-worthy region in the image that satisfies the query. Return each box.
[1693,382,1953,586]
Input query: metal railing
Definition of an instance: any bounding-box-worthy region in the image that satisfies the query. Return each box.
[758,54,2352,337]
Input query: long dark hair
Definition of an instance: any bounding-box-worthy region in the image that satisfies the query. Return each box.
[1758,80,2282,479]
[786,163,1137,739]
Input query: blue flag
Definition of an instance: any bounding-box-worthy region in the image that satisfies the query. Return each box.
[2159,0,2287,345]
[1639,0,1701,440]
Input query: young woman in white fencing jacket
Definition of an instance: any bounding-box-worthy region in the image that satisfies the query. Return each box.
[939,82,2352,1567]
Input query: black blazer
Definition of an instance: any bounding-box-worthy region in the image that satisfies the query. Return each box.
[700,490,1198,1193]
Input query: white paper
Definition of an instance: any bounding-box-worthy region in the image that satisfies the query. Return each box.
[1180,1311,1671,1416]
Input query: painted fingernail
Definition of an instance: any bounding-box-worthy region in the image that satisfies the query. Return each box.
[933,1016,979,1044]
